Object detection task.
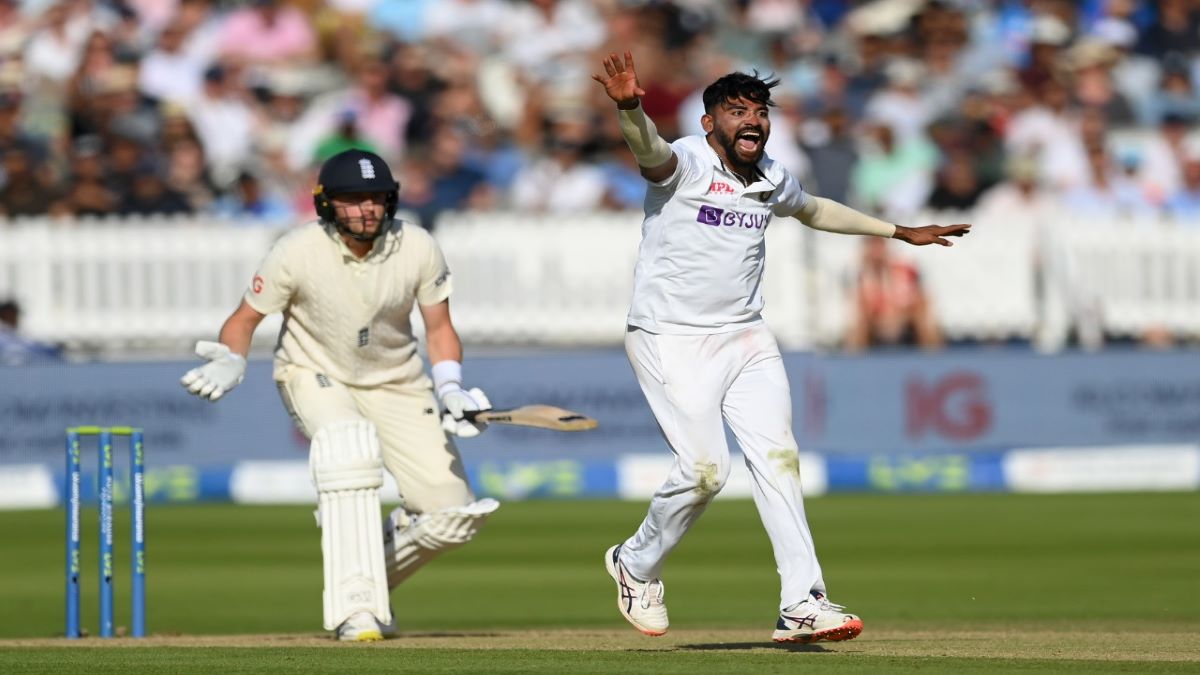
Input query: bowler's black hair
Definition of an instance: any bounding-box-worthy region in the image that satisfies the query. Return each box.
[702,71,780,114]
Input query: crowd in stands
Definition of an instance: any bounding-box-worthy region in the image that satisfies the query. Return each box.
[0,0,1198,229]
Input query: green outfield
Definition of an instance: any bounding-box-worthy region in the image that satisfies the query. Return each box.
[1,493,1198,672]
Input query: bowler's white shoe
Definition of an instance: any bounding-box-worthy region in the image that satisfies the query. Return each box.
[604,544,668,636]
[772,591,863,643]
[336,612,384,642]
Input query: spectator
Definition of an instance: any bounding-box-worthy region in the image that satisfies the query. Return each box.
[599,140,645,211]
[927,152,986,212]
[844,238,943,352]
[1135,0,1199,61]
[851,122,937,221]
[218,0,318,67]
[23,3,87,86]
[1165,153,1200,223]
[138,20,205,105]
[1006,77,1089,190]
[0,299,62,365]
[214,169,292,222]
[340,55,413,162]
[118,157,192,215]
[165,135,218,211]
[188,64,255,187]
[975,154,1061,223]
[864,59,937,144]
[1141,62,1200,130]
[386,42,444,146]
[1062,142,1156,219]
[501,0,605,87]
[59,135,119,216]
[392,124,494,230]
[510,117,606,213]
[424,0,513,56]
[800,105,857,205]
[1137,112,1191,204]
[0,89,47,160]
[0,0,31,57]
[1065,40,1136,126]
[0,146,59,217]
[313,109,380,163]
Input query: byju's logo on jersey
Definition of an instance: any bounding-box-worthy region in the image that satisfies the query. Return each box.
[358,158,376,179]
[697,205,768,229]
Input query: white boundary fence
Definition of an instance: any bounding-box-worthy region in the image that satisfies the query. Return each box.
[2,212,1199,354]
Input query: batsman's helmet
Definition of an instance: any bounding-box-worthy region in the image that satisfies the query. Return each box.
[312,149,400,239]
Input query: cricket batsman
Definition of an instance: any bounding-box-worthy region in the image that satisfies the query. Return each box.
[593,51,971,642]
[180,148,498,641]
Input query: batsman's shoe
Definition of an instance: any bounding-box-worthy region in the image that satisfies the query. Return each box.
[604,544,668,636]
[772,592,863,643]
[336,612,384,642]
[378,607,397,639]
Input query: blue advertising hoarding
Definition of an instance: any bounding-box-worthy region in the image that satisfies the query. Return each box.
[2,349,1198,505]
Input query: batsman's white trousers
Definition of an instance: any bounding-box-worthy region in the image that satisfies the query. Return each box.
[622,324,826,609]
[276,364,474,514]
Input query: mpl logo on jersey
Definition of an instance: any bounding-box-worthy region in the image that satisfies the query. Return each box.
[696,205,768,229]
[708,181,736,195]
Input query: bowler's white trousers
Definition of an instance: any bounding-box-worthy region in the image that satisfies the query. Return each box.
[622,324,826,609]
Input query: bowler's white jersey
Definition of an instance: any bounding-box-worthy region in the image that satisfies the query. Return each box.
[627,135,810,334]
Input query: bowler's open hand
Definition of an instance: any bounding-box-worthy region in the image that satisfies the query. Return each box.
[893,223,971,246]
[592,51,645,109]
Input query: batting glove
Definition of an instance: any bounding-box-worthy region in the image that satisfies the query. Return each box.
[440,386,491,438]
[180,340,246,402]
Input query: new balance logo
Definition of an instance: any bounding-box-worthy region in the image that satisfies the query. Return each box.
[316,374,331,388]
[359,158,376,179]
[358,327,370,347]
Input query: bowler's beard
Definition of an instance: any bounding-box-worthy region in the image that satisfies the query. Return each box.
[713,125,765,172]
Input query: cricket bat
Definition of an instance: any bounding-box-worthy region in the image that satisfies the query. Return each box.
[464,405,599,432]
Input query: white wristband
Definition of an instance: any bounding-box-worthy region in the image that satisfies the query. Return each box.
[431,360,463,397]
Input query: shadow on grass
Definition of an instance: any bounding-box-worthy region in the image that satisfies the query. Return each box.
[677,642,831,653]
[398,632,506,639]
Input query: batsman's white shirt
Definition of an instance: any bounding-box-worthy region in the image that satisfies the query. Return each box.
[628,134,810,334]
[245,219,452,388]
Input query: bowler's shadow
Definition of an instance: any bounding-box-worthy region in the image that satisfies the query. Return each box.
[679,642,831,652]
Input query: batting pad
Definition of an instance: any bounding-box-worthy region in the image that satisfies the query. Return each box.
[384,498,499,589]
[310,421,392,631]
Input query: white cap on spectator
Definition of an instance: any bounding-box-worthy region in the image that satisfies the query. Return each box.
[1066,39,1119,70]
[885,58,925,88]
[1031,15,1071,46]
[1091,17,1138,50]
[846,0,924,36]
[979,69,1019,96]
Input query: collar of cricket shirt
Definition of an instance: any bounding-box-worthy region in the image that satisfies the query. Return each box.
[695,134,782,197]
[325,218,403,264]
